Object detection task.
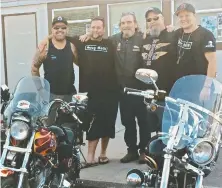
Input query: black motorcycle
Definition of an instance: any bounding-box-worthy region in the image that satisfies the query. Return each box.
[0,76,86,188]
[47,92,89,183]
[1,85,10,152]
[125,69,222,188]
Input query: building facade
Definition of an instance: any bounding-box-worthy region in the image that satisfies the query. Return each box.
[1,0,222,89]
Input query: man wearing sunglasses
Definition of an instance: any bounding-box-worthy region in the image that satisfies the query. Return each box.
[142,8,177,140]
[143,8,176,93]
[31,16,77,102]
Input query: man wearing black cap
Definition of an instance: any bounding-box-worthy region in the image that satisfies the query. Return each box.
[142,7,177,144]
[174,3,217,100]
[38,16,119,167]
[31,16,78,102]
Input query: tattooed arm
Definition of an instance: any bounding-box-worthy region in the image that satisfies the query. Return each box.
[31,45,47,76]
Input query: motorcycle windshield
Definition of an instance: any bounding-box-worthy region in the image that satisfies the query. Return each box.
[10,76,50,117]
[162,75,222,148]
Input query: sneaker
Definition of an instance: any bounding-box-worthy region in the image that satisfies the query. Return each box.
[138,153,146,164]
[120,152,139,163]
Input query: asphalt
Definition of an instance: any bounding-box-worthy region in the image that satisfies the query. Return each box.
[76,111,222,188]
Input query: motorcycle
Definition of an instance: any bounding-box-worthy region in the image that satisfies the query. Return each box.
[125,69,222,188]
[1,84,10,150]
[47,91,89,180]
[0,76,85,188]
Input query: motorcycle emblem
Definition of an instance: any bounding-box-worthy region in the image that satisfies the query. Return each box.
[17,100,30,109]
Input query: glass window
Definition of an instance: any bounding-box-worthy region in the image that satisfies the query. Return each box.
[53,7,98,21]
[52,6,99,36]
[108,0,162,36]
[68,22,91,36]
[174,0,222,10]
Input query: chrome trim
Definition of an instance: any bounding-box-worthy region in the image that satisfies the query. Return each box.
[188,139,216,166]
[3,146,32,153]
[0,166,27,173]
[0,130,11,165]
[59,173,65,188]
[160,154,172,188]
[6,151,16,161]
[195,175,204,188]
[176,98,222,124]
[12,116,30,123]
[17,131,35,188]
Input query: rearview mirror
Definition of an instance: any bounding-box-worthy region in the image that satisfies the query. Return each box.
[135,69,158,84]
[1,85,10,102]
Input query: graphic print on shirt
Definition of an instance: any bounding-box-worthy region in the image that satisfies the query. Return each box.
[117,43,121,51]
[50,54,57,60]
[205,41,214,48]
[142,39,169,66]
[132,45,140,52]
[85,45,108,52]
[178,38,193,49]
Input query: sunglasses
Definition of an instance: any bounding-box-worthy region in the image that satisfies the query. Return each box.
[146,16,160,22]
[53,26,67,30]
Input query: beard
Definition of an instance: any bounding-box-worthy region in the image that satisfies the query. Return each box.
[149,27,161,38]
[122,30,135,38]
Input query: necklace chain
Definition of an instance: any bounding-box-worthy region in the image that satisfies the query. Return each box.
[177,32,192,64]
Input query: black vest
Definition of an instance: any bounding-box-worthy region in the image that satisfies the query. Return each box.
[43,40,75,95]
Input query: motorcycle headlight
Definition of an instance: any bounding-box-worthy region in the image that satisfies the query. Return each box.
[10,121,29,140]
[126,169,144,186]
[189,141,215,166]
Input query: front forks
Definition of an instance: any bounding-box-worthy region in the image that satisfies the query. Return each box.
[160,154,172,188]
[159,153,204,188]
[0,131,35,188]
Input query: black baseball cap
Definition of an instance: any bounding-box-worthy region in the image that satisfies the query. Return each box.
[52,16,68,26]
[145,7,162,18]
[175,3,196,16]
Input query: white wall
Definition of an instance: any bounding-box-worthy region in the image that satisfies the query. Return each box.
[0,3,49,86]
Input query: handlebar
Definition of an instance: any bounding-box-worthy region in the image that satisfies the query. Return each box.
[48,99,82,124]
[124,87,155,99]
[124,87,144,93]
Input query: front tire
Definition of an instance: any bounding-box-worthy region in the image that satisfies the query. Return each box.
[1,176,16,188]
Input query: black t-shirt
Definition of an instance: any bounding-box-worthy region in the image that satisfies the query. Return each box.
[175,26,216,80]
[43,40,75,95]
[142,29,177,93]
[68,37,118,94]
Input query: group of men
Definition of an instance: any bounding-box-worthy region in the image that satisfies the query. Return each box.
[31,3,217,167]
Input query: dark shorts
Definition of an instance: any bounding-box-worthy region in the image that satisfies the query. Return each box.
[86,92,118,141]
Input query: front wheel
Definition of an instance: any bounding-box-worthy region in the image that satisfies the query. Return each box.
[1,176,16,188]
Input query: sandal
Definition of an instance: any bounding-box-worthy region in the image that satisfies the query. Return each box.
[98,156,109,164]
[80,161,99,169]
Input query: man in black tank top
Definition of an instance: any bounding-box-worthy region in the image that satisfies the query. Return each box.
[38,17,118,167]
[31,16,78,102]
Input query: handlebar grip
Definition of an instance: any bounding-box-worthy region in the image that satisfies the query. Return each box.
[124,87,143,93]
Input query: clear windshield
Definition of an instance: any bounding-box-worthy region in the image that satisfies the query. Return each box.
[9,76,50,117]
[162,75,222,148]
